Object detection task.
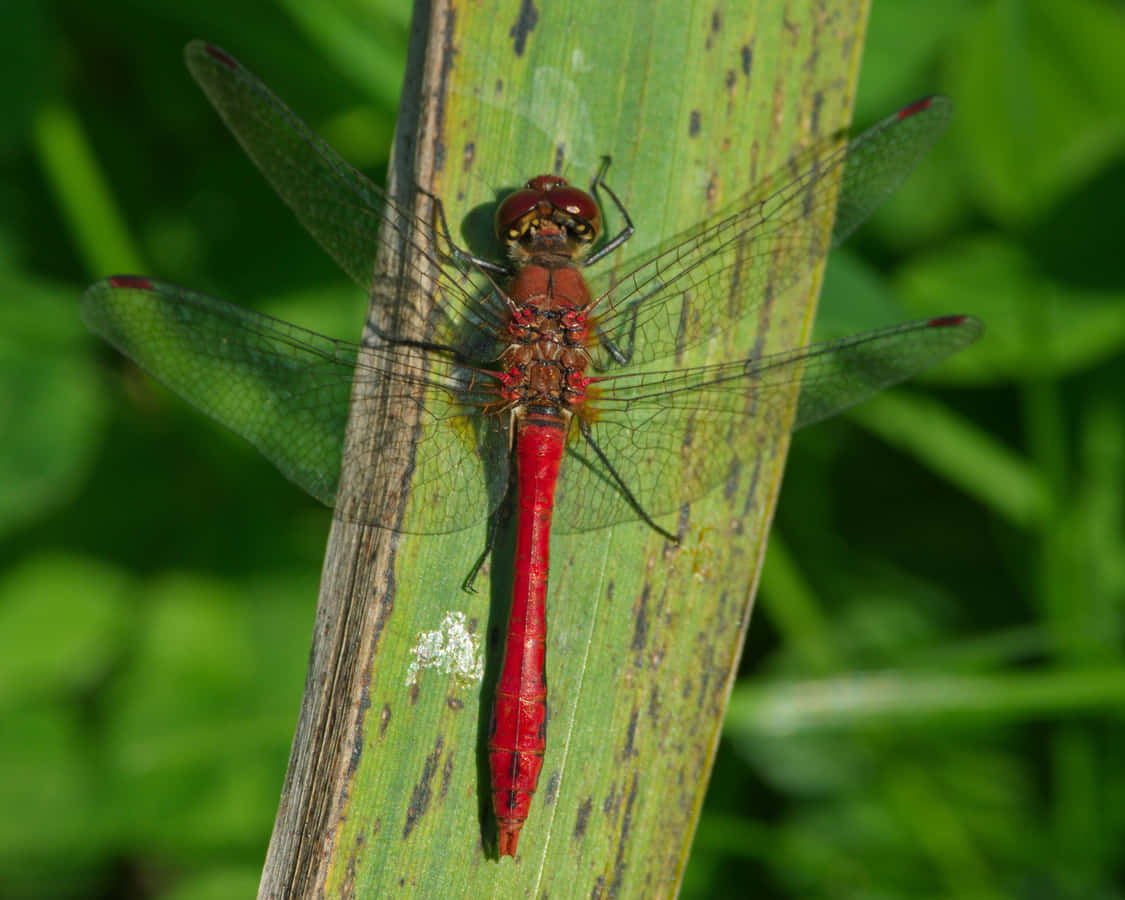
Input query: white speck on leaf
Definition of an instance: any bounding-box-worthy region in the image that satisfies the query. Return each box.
[406,611,484,687]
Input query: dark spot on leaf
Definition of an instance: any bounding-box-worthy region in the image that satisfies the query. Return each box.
[573,797,592,840]
[509,0,539,55]
[603,783,618,815]
[648,684,661,723]
[440,752,454,801]
[622,708,639,758]
[403,736,444,839]
[608,776,639,895]
[724,455,741,500]
[631,585,649,650]
[545,770,561,803]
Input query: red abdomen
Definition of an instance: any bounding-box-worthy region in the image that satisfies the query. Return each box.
[488,415,567,856]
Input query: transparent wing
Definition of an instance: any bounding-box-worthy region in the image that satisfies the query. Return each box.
[82,276,509,534]
[586,97,953,370]
[88,55,974,544]
[553,314,982,533]
[184,40,509,354]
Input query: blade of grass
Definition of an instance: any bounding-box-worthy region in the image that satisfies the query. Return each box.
[850,390,1051,528]
[34,101,146,276]
[728,666,1125,737]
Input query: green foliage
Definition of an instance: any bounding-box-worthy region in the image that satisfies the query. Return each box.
[2,0,1124,897]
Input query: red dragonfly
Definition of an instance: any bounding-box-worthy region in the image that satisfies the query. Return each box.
[82,42,981,856]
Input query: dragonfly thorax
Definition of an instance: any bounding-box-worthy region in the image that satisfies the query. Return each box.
[497,314,592,411]
[497,268,594,417]
[497,355,591,417]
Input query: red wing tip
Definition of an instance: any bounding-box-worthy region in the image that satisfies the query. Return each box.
[897,97,934,120]
[204,44,237,70]
[927,314,967,328]
[108,275,153,290]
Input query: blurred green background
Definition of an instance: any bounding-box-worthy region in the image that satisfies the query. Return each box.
[3,0,1124,897]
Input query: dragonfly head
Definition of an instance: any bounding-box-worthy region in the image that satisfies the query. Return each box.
[496,175,602,262]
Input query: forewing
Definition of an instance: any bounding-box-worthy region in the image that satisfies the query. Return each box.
[553,314,981,533]
[587,97,953,370]
[184,41,508,351]
[82,276,507,534]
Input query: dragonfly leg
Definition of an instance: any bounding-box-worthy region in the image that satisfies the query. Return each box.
[585,157,635,266]
[591,288,650,367]
[462,488,514,593]
[578,420,677,544]
[418,186,511,278]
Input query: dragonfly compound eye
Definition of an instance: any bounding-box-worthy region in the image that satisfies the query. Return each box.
[496,187,545,241]
[543,186,601,240]
[496,177,602,245]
